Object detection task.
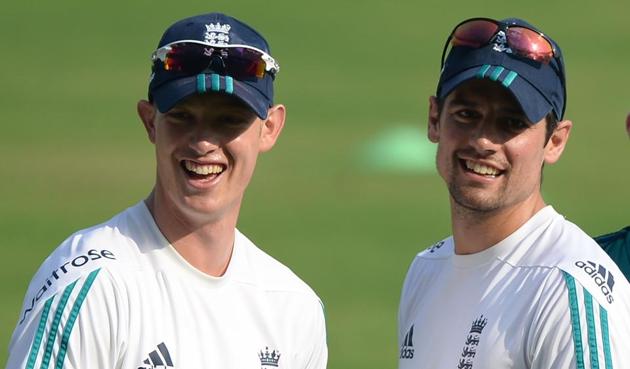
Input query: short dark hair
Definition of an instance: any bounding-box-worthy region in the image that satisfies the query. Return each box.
[544,113,558,145]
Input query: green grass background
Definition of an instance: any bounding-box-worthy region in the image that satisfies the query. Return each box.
[1,0,628,368]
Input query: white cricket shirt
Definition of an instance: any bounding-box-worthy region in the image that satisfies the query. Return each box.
[7,202,327,369]
[398,206,630,369]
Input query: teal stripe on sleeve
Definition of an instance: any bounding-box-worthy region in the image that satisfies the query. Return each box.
[38,280,78,369]
[54,269,101,369]
[563,272,585,369]
[599,308,613,369]
[583,289,600,369]
[25,296,55,369]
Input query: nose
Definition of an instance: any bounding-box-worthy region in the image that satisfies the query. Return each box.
[469,119,501,154]
[189,123,223,155]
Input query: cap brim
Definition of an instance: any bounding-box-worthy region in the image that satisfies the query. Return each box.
[152,74,270,119]
[438,67,553,124]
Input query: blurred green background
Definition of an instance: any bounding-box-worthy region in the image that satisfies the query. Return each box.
[1,0,629,368]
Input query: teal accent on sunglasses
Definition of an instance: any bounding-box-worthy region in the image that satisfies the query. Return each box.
[196,74,206,93]
[489,66,505,81]
[476,64,491,78]
[225,76,234,94]
[211,74,221,92]
[502,71,518,87]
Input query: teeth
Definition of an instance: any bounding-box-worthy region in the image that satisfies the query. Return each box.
[184,161,224,175]
[465,160,499,176]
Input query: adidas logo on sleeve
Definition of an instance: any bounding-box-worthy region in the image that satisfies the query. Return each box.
[399,325,415,359]
[138,342,174,369]
[575,260,615,304]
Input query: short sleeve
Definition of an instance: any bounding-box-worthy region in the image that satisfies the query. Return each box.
[301,298,328,369]
[6,267,127,369]
[529,269,630,369]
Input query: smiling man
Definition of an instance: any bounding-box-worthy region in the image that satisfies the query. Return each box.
[398,18,630,368]
[6,13,327,369]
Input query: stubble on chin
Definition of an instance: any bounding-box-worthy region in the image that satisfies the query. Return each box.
[448,183,503,214]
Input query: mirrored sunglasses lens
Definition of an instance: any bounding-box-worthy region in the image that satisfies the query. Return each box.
[506,27,553,63]
[224,48,266,79]
[452,20,499,47]
[163,44,208,72]
[158,44,267,79]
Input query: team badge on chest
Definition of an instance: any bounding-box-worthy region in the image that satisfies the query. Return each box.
[259,346,281,368]
[457,315,488,369]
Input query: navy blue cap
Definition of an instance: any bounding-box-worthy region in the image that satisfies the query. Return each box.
[148,13,276,119]
[437,18,566,123]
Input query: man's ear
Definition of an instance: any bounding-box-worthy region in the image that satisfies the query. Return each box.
[544,119,572,164]
[259,104,286,153]
[428,96,441,143]
[137,100,157,144]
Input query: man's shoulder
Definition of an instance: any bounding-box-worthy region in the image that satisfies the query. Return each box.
[401,237,453,289]
[235,230,321,302]
[552,223,630,310]
[516,209,611,267]
[410,237,453,265]
[27,204,147,298]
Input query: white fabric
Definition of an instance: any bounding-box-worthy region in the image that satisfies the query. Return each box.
[7,202,327,369]
[398,206,630,369]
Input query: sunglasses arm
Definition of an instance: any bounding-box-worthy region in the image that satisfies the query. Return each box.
[262,54,280,74]
[152,46,173,62]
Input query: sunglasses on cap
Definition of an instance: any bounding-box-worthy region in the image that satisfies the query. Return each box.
[440,18,557,68]
[151,41,280,79]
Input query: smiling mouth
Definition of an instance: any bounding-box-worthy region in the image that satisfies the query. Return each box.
[462,159,502,177]
[182,160,226,179]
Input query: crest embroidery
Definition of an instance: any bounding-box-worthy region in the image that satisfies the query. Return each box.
[491,31,513,54]
[204,23,231,46]
[456,315,488,369]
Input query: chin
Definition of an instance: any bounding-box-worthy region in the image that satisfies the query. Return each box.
[182,196,221,213]
[455,198,501,212]
[449,188,503,213]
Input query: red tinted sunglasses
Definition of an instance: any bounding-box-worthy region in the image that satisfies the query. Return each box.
[440,18,556,67]
[152,42,279,79]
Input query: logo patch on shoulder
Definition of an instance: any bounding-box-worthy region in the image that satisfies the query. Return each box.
[399,324,414,359]
[428,241,445,253]
[575,260,615,304]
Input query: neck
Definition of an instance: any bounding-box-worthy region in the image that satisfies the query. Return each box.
[145,190,240,277]
[451,194,546,255]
